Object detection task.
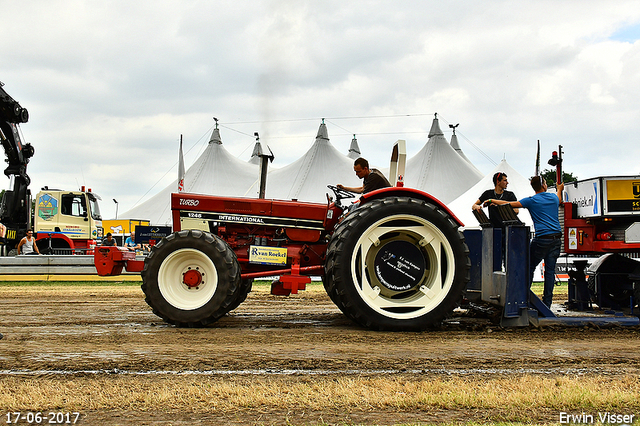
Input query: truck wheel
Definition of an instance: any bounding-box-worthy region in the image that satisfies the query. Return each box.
[142,229,240,327]
[36,238,70,255]
[324,197,469,331]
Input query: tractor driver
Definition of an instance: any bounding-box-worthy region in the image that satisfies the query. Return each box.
[338,157,391,194]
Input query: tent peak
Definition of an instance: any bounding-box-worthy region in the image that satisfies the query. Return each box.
[209,127,222,145]
[316,121,329,140]
[348,134,361,159]
[428,113,444,138]
[450,132,461,150]
[250,133,270,158]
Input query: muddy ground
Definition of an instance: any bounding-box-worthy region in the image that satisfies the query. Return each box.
[1,284,640,425]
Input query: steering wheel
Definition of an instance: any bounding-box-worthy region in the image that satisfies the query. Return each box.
[327,185,355,209]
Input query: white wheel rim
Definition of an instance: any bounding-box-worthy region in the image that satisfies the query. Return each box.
[158,248,219,310]
[350,213,456,320]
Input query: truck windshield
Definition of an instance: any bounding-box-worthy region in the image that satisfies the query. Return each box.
[89,196,102,221]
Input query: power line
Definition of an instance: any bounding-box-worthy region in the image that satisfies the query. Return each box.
[129,127,213,209]
[324,119,352,135]
[437,115,497,167]
[218,123,256,138]
[223,114,497,166]
[224,112,435,125]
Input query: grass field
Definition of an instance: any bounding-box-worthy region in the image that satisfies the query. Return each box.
[2,375,639,425]
[4,279,635,426]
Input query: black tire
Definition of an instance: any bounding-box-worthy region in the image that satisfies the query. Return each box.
[227,279,253,312]
[324,197,470,331]
[36,238,70,255]
[587,254,640,309]
[142,229,241,327]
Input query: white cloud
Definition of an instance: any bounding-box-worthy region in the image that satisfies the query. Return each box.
[3,0,640,220]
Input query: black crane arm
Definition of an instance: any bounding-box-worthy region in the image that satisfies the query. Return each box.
[0,82,34,246]
[1,82,34,172]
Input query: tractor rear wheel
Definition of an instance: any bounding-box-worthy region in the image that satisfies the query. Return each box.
[142,229,240,327]
[324,197,469,331]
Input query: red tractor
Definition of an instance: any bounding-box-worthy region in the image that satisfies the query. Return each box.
[96,166,470,331]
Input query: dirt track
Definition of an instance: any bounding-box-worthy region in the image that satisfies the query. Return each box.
[1,284,640,425]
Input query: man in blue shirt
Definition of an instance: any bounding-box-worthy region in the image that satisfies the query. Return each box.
[485,176,564,307]
[124,232,140,251]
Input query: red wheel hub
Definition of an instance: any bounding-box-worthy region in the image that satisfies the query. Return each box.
[182,268,203,288]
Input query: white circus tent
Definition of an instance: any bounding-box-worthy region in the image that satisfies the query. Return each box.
[447,158,535,228]
[248,141,263,165]
[249,138,274,166]
[347,134,362,159]
[118,116,493,226]
[264,121,361,203]
[404,114,483,204]
[120,126,261,225]
[450,127,482,175]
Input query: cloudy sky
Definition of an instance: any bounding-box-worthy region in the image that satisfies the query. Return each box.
[3,0,640,220]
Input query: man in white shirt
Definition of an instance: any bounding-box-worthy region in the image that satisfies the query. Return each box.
[17,229,40,255]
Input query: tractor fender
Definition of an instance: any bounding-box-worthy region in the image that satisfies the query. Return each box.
[358,187,464,227]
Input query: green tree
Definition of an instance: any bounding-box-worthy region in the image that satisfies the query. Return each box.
[541,169,578,187]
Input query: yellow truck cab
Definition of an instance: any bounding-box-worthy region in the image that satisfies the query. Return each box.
[33,186,103,254]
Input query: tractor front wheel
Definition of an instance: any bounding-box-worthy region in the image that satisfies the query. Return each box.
[142,229,240,327]
[324,197,469,331]
[227,279,253,312]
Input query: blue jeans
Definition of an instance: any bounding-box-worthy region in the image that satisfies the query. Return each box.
[529,237,562,307]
